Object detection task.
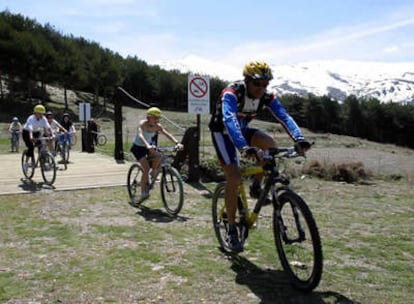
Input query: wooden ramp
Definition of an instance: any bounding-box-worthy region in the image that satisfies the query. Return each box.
[0,151,130,195]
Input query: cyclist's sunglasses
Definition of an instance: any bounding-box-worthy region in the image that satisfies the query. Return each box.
[251,80,269,88]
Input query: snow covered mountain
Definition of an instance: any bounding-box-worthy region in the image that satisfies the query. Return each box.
[271,60,414,104]
[157,56,414,104]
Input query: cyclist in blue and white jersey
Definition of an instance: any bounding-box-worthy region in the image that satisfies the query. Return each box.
[209,61,310,252]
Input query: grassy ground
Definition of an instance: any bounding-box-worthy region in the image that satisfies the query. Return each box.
[1,92,413,303]
[0,176,412,303]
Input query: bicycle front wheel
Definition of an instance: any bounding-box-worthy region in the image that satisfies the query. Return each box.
[127,163,144,206]
[160,167,184,215]
[40,152,57,185]
[273,190,323,292]
[21,149,35,179]
[56,143,67,170]
[63,141,70,164]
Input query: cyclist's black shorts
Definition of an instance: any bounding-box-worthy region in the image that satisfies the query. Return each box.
[211,127,259,166]
[131,144,149,161]
[22,130,41,158]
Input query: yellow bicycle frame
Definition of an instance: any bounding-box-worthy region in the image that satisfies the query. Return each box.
[238,165,265,228]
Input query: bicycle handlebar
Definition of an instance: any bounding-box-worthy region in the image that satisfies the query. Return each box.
[36,136,54,141]
[264,140,314,160]
[155,146,182,153]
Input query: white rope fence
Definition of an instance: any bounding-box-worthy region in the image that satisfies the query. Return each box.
[116,87,186,132]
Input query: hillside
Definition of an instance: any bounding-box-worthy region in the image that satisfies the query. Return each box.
[1,84,413,181]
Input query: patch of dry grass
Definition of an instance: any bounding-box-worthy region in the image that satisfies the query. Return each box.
[302,160,372,183]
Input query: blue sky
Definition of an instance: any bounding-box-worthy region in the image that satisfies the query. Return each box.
[3,0,414,71]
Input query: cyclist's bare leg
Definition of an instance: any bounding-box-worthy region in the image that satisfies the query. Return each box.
[250,130,276,183]
[138,157,150,193]
[48,139,54,153]
[148,150,161,171]
[223,163,242,225]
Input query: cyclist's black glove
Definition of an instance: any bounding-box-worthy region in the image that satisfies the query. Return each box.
[239,146,259,158]
[294,139,313,154]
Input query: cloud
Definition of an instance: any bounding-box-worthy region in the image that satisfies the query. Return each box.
[103,32,181,60]
[39,0,160,19]
[217,15,414,66]
[384,46,400,53]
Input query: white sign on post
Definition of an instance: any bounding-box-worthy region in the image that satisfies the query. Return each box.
[188,74,210,114]
[79,102,91,122]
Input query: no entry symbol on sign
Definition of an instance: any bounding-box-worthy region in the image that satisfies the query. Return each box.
[189,77,208,98]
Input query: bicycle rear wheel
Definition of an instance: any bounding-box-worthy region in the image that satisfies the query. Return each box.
[273,190,323,292]
[160,167,184,215]
[127,163,144,206]
[40,152,57,185]
[21,149,35,179]
[212,182,247,253]
[97,134,107,146]
[212,182,230,251]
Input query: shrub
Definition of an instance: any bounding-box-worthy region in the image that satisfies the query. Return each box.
[200,158,224,182]
[302,160,371,183]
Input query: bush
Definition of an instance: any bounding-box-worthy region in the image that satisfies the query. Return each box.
[200,158,224,182]
[302,160,371,183]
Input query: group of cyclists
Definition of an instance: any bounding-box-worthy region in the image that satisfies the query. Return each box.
[9,60,311,254]
[18,104,76,172]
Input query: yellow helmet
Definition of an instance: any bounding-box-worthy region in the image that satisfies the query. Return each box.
[243,61,273,80]
[147,107,161,118]
[33,104,46,114]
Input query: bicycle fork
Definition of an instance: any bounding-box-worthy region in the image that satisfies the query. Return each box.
[160,167,177,193]
[276,202,306,245]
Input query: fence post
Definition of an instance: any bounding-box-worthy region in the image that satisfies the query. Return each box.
[173,126,200,182]
[114,90,124,161]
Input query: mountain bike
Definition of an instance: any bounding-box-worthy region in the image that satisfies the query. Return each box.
[211,142,323,292]
[10,130,20,152]
[127,146,184,216]
[21,137,57,185]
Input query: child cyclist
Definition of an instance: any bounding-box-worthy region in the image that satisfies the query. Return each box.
[8,117,22,152]
[130,107,184,202]
[45,111,68,154]
[59,113,76,148]
[22,105,54,172]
